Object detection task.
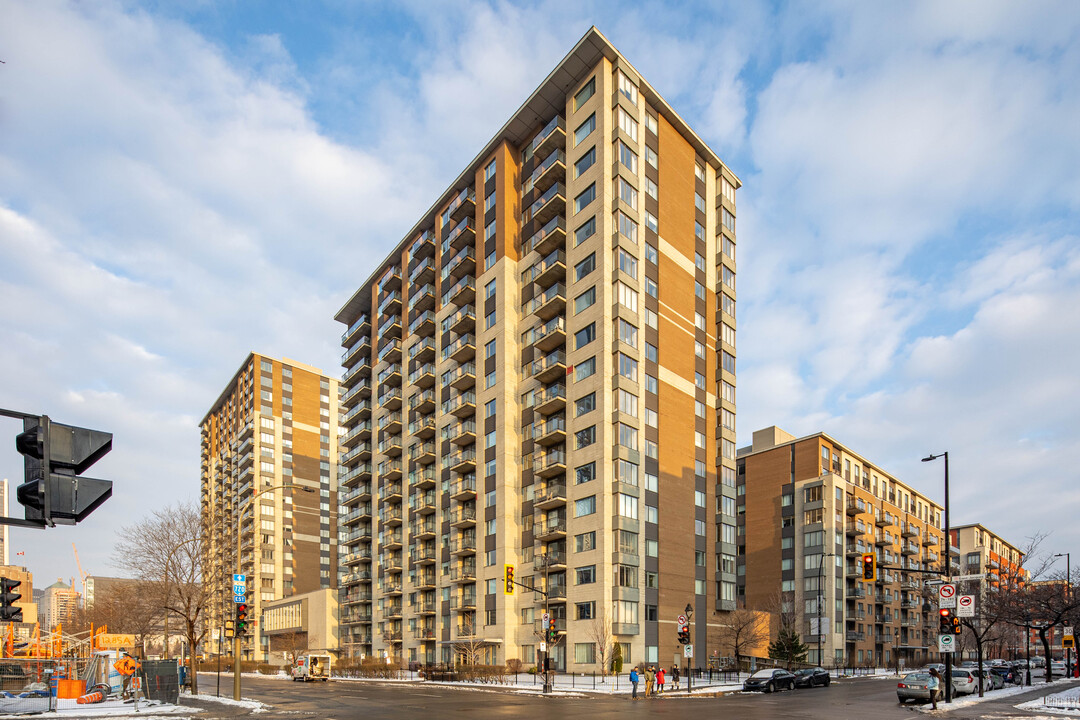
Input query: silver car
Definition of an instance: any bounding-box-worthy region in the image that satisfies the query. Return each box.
[897,671,933,703]
[951,669,978,696]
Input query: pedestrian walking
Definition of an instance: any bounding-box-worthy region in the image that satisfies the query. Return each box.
[630,667,639,700]
[644,666,655,698]
[656,666,665,694]
[671,665,680,690]
[927,667,941,710]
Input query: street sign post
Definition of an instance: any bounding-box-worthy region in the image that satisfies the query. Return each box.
[233,574,246,604]
[677,614,687,626]
[954,574,984,582]
[938,583,957,608]
[956,595,975,617]
[938,634,955,653]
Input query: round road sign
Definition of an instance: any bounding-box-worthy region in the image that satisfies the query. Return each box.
[940,584,956,598]
[677,614,687,625]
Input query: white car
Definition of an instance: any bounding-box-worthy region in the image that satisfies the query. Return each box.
[1050,660,1066,674]
[950,669,977,696]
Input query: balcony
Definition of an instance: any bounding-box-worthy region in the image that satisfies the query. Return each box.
[378,411,403,435]
[409,388,436,415]
[410,491,437,516]
[382,481,403,502]
[377,339,402,366]
[343,398,372,424]
[442,362,476,391]
[534,551,566,570]
[342,526,373,544]
[844,522,860,537]
[533,414,566,446]
[525,281,566,322]
[377,315,402,345]
[923,534,938,546]
[441,274,475,309]
[379,507,403,526]
[874,535,890,547]
[450,562,476,582]
[530,182,565,227]
[410,519,436,540]
[530,115,565,161]
[450,534,477,555]
[535,519,567,541]
[443,419,477,446]
[417,599,438,615]
[449,447,477,474]
[381,532,404,551]
[408,283,436,314]
[377,437,403,458]
[341,313,371,348]
[441,245,476,283]
[875,514,889,527]
[443,390,477,419]
[342,359,372,388]
[411,544,437,564]
[408,417,436,442]
[451,506,477,528]
[408,336,437,364]
[340,463,373,486]
[448,187,476,224]
[531,315,566,353]
[409,440,436,465]
[534,448,566,478]
[534,383,567,416]
[451,474,476,501]
[531,350,566,384]
[378,290,402,318]
[340,483,372,506]
[409,257,436,287]
[443,305,476,335]
[340,504,372,525]
[846,498,863,516]
[901,542,919,556]
[450,594,477,611]
[377,387,402,414]
[529,149,566,194]
[534,482,567,509]
[342,336,372,369]
[409,467,436,490]
[901,523,919,538]
[339,440,372,466]
[409,230,435,262]
[408,309,436,338]
[442,333,476,364]
[413,627,437,641]
[532,248,566,289]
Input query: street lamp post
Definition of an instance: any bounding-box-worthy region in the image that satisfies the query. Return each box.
[232,483,314,700]
[1054,553,1071,678]
[922,451,951,703]
[1025,614,1032,685]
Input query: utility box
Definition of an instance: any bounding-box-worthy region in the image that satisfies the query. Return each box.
[140,660,179,704]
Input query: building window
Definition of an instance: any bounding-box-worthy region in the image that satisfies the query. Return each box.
[576,392,596,416]
[616,459,638,485]
[616,211,638,243]
[615,281,638,312]
[616,69,638,103]
[617,353,638,381]
[576,565,596,584]
[645,146,658,168]
[618,493,638,519]
[575,425,596,449]
[574,286,596,314]
[576,603,596,621]
[574,77,596,110]
[575,146,596,178]
[617,106,638,142]
[575,462,595,484]
[617,388,638,417]
[645,177,658,200]
[575,496,596,517]
[485,159,497,181]
[575,253,596,281]
[575,322,596,349]
[616,247,637,279]
[575,531,596,552]
[616,139,637,173]
[574,113,596,146]
[615,176,638,210]
[645,277,658,298]
[574,356,596,381]
[645,342,658,363]
[695,192,706,213]
[618,422,638,450]
[574,183,596,214]
[575,216,596,246]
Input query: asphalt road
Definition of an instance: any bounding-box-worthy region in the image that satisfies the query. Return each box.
[186,673,1080,720]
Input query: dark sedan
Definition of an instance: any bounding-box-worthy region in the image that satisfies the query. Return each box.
[793,667,831,688]
[743,668,796,693]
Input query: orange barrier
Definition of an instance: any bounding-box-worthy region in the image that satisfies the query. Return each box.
[76,689,105,704]
[57,679,86,699]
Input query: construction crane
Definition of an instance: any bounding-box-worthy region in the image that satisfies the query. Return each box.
[73,543,89,601]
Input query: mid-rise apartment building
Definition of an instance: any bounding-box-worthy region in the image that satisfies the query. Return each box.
[951,524,1025,590]
[334,27,740,671]
[200,353,341,661]
[738,426,948,668]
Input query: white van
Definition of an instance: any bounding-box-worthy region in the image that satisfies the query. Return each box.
[291,654,331,682]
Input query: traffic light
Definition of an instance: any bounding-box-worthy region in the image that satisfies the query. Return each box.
[546,617,556,642]
[678,623,690,645]
[861,553,876,581]
[0,578,22,622]
[224,620,235,639]
[504,564,515,595]
[15,415,113,526]
[951,615,962,636]
[939,608,952,634]
[236,603,249,635]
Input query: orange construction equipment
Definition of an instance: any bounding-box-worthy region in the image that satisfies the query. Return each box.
[76,687,107,704]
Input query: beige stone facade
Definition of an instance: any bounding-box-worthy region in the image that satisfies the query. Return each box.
[200,353,341,661]
[334,27,740,671]
[261,587,339,662]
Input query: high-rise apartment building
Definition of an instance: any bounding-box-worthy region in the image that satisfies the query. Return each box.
[334,27,740,670]
[738,426,948,668]
[200,353,341,661]
[40,579,79,629]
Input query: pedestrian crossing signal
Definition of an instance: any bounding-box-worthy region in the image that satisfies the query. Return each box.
[224,620,235,639]
[504,564,514,595]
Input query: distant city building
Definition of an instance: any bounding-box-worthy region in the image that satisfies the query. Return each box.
[200,353,342,662]
[950,524,1026,589]
[334,27,741,670]
[738,426,947,668]
[85,575,143,610]
[40,578,79,629]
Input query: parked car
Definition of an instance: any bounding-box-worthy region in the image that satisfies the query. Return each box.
[897,671,933,704]
[989,664,1020,685]
[951,669,978,696]
[979,669,1005,690]
[1050,660,1066,674]
[793,667,831,688]
[743,668,796,693]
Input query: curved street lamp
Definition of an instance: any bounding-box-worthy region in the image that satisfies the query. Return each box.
[922,451,951,702]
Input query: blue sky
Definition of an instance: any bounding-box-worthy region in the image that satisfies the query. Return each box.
[1,0,1078,588]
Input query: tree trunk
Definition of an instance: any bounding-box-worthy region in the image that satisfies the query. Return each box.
[1039,628,1053,683]
[976,635,985,697]
[187,619,199,695]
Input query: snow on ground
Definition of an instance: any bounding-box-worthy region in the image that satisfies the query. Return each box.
[0,698,193,719]
[1016,684,1080,715]
[910,677,1079,714]
[189,692,268,713]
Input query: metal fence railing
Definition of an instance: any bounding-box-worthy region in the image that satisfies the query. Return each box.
[1045,695,1080,710]
[0,658,58,715]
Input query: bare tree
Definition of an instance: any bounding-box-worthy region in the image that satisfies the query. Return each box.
[717,606,771,673]
[452,615,486,666]
[114,502,208,694]
[585,609,613,679]
[73,583,161,656]
[269,629,308,666]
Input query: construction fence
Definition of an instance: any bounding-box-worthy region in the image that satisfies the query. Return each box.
[0,658,60,715]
